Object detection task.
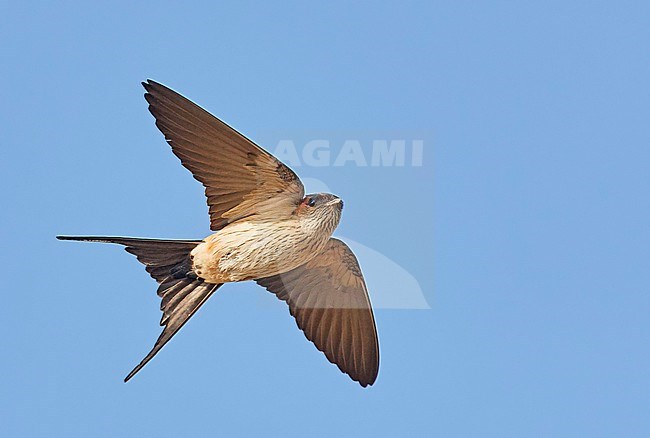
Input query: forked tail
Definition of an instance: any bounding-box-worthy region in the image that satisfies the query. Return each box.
[56,235,222,381]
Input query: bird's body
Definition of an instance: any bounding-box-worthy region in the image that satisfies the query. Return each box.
[58,80,379,387]
[193,195,342,283]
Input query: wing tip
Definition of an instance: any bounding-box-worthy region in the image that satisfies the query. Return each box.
[142,79,162,99]
[142,79,169,96]
[142,78,157,87]
[350,366,378,388]
[357,373,378,388]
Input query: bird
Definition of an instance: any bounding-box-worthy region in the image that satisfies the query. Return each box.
[57,80,379,387]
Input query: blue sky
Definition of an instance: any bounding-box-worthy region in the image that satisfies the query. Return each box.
[2,1,649,436]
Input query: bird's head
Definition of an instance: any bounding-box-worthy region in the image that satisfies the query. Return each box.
[296,193,344,234]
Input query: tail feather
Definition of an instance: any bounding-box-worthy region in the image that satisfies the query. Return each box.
[57,236,202,283]
[57,235,222,381]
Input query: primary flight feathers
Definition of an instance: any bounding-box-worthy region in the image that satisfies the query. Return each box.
[143,80,304,231]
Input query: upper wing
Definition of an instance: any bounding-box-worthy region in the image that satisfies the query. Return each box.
[256,238,379,387]
[143,80,304,231]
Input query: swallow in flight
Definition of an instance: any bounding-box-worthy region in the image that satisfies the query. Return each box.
[58,80,379,386]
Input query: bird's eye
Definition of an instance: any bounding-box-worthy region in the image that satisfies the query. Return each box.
[307,198,316,207]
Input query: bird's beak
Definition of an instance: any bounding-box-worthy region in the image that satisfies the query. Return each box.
[327,198,344,210]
